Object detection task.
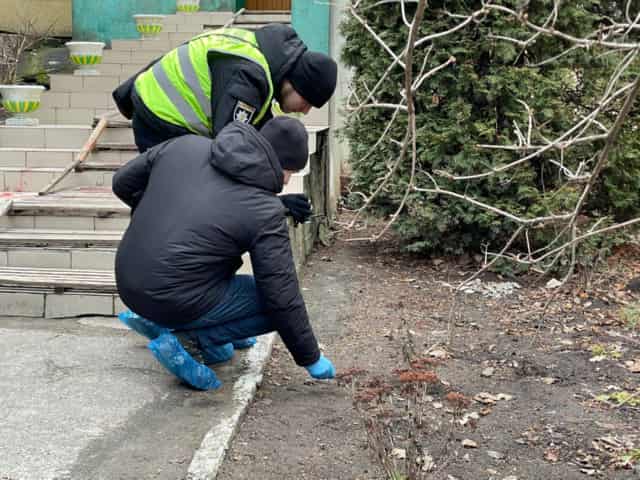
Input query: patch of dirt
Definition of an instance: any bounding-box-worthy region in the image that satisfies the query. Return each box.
[218,216,640,479]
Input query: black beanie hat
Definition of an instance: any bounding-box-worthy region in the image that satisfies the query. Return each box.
[260,116,309,171]
[287,51,337,108]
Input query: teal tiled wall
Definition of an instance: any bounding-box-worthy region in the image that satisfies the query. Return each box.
[73,0,330,54]
[72,0,236,45]
[291,1,329,54]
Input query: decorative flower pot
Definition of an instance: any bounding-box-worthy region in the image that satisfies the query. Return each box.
[133,14,166,39]
[65,41,105,76]
[177,0,200,12]
[0,84,46,126]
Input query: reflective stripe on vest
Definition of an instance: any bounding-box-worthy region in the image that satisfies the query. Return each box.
[135,28,273,136]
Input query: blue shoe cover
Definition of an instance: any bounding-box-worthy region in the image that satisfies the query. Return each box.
[148,334,222,390]
[201,342,235,364]
[118,310,169,340]
[232,337,257,349]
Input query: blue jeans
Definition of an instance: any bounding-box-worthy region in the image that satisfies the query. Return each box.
[174,275,275,347]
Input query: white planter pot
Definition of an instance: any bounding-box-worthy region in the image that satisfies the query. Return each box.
[65,41,106,76]
[133,14,166,39]
[177,0,200,12]
[0,84,46,126]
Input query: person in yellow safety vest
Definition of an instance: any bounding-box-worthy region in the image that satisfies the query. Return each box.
[112,23,337,225]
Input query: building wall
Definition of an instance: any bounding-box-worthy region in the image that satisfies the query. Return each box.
[291,1,329,54]
[0,0,72,37]
[72,0,235,45]
[328,0,352,217]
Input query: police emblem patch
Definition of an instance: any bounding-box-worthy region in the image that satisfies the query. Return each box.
[233,101,256,124]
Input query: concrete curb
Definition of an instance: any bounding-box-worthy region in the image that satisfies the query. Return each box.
[186,332,276,480]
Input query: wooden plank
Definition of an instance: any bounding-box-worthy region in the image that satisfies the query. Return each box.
[11,195,129,217]
[0,229,122,247]
[39,116,110,195]
[0,266,116,291]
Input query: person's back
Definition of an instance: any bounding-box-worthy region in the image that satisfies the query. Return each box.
[114,125,284,327]
[113,117,335,390]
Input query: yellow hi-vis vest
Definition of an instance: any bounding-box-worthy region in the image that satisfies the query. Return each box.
[134,28,274,136]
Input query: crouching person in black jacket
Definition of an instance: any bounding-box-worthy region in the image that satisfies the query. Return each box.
[112,116,335,390]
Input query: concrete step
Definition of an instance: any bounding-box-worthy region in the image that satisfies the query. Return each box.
[0,265,122,317]
[0,228,121,247]
[111,38,174,52]
[0,148,135,168]
[49,74,123,94]
[163,11,233,26]
[0,148,76,168]
[0,266,116,291]
[102,49,166,66]
[0,285,123,318]
[36,107,110,125]
[0,190,130,231]
[155,32,194,47]
[0,228,120,270]
[0,167,113,192]
[99,62,148,77]
[0,125,133,149]
[0,122,319,155]
[0,245,116,271]
[36,100,327,128]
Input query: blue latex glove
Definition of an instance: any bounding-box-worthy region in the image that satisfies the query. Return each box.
[148,334,222,390]
[304,354,335,379]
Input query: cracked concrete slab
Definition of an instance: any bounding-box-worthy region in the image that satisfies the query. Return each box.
[0,316,273,480]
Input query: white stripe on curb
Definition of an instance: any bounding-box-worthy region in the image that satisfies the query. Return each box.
[186,332,276,480]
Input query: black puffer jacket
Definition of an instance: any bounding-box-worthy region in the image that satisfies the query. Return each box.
[113,122,320,366]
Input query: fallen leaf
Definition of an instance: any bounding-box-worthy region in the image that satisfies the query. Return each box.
[421,454,435,472]
[391,448,406,459]
[497,393,514,401]
[580,469,596,476]
[482,367,495,377]
[546,278,562,289]
[429,348,450,359]
[474,392,498,404]
[544,448,560,463]
[462,439,478,448]
[487,450,505,460]
[625,359,640,373]
[459,412,480,426]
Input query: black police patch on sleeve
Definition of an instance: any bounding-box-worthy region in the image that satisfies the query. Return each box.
[233,100,256,124]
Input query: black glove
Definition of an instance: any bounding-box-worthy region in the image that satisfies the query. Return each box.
[280,194,312,225]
